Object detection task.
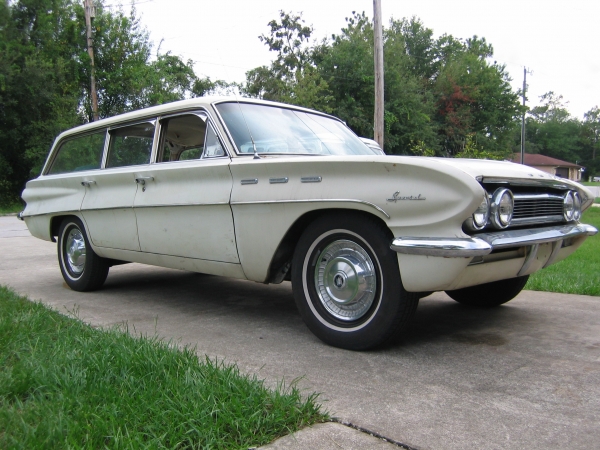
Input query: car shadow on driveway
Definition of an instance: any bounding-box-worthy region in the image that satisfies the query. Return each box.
[92,264,540,351]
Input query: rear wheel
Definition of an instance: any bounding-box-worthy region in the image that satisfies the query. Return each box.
[58,217,109,291]
[291,213,419,350]
[445,275,529,307]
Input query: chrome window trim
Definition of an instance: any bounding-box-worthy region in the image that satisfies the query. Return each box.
[230,199,390,219]
[201,122,230,159]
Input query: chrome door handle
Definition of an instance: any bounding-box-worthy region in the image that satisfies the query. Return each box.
[81,180,96,187]
[135,176,154,185]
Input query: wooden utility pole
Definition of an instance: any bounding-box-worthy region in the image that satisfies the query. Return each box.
[373,0,384,149]
[84,0,99,121]
[520,67,532,165]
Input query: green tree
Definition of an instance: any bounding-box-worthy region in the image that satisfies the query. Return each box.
[0,0,81,204]
[523,92,582,162]
[241,11,332,112]
[580,106,600,179]
[244,12,521,158]
[432,36,520,157]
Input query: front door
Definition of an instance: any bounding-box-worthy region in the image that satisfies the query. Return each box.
[133,113,239,263]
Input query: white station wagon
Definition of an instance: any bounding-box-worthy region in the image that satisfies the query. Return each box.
[20,97,597,350]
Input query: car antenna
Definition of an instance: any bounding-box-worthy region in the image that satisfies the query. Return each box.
[234,93,260,159]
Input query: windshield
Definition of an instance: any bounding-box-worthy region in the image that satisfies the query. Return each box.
[215,102,379,156]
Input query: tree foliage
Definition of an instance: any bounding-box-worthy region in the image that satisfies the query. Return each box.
[516,93,600,178]
[243,11,520,157]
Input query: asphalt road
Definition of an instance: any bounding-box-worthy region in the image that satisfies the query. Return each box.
[1,215,599,450]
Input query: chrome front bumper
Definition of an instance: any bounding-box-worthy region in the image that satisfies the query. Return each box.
[390,224,598,258]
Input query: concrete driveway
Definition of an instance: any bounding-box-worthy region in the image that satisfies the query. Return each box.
[1,215,599,450]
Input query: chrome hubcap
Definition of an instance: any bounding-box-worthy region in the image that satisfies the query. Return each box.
[314,239,377,321]
[65,228,86,275]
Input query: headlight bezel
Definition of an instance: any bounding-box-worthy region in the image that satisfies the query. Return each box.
[491,188,514,229]
[564,190,582,222]
[573,191,582,221]
[471,194,490,230]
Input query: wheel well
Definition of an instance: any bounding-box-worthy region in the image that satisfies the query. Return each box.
[50,214,80,241]
[265,208,391,284]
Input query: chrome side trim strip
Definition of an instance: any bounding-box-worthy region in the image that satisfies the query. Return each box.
[269,177,288,184]
[18,209,81,220]
[390,237,492,257]
[482,177,571,190]
[241,178,258,185]
[132,202,229,209]
[22,202,232,218]
[391,224,598,257]
[231,199,390,218]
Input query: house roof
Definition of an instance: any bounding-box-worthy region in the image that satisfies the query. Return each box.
[509,153,582,168]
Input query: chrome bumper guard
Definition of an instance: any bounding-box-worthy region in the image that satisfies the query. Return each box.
[390,224,598,258]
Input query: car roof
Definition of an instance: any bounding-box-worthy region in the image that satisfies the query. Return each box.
[54,97,336,141]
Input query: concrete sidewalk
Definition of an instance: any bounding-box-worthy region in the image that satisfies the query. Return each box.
[2,216,600,449]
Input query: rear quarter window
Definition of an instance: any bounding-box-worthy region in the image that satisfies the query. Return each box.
[47,131,106,175]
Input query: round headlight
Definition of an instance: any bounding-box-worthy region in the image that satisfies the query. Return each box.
[563,191,575,221]
[573,192,582,221]
[471,195,490,230]
[491,188,514,229]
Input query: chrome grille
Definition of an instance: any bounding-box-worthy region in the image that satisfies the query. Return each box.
[511,193,564,226]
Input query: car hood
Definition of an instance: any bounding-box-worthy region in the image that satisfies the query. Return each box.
[428,157,557,181]
[414,156,594,209]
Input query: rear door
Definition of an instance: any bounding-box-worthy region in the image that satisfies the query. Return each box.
[81,120,156,251]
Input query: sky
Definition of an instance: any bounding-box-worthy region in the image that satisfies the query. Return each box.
[109,0,599,120]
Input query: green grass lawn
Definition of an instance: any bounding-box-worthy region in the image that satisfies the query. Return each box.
[0,201,24,215]
[0,286,327,449]
[526,207,600,296]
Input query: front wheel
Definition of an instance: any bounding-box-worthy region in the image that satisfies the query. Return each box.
[291,213,419,350]
[58,217,109,291]
[445,275,529,307]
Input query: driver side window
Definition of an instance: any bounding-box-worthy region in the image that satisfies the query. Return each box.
[158,114,207,163]
[157,113,227,162]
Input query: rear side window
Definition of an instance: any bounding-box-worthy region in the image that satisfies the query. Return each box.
[106,122,155,168]
[47,131,106,175]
